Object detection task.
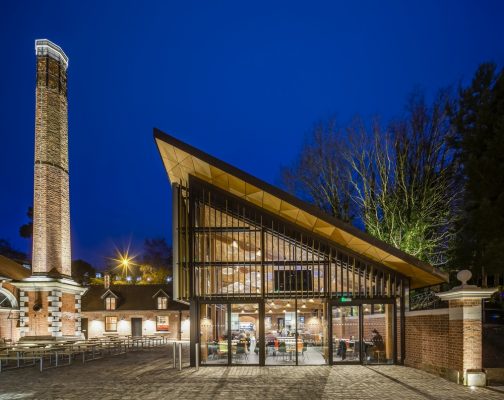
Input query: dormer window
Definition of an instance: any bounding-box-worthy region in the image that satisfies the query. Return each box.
[157,296,168,310]
[105,296,116,310]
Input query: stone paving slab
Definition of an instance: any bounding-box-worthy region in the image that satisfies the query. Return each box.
[0,347,502,399]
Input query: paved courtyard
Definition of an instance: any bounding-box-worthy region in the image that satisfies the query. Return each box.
[0,347,502,400]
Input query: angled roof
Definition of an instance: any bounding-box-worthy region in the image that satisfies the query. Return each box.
[82,284,188,312]
[0,255,30,280]
[154,128,448,289]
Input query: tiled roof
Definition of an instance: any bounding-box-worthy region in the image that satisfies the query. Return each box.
[81,284,188,311]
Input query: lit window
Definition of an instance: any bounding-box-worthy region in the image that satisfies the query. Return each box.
[156,316,169,331]
[105,316,117,332]
[105,297,116,310]
[157,296,168,310]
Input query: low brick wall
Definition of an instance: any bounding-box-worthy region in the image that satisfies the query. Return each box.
[405,309,451,376]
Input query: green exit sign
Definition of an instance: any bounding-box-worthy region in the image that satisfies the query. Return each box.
[340,297,352,302]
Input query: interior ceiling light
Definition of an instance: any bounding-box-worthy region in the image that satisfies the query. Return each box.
[286,303,291,307]
[302,304,307,309]
[232,240,238,248]
[256,250,261,256]
[268,309,272,313]
[309,299,314,303]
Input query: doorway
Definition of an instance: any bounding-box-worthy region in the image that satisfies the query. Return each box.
[332,305,360,363]
[199,302,260,366]
[131,318,142,337]
[330,300,396,365]
[81,318,88,339]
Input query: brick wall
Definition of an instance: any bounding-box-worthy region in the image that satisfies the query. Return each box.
[0,281,20,342]
[61,292,77,335]
[0,312,20,342]
[405,309,450,375]
[25,291,50,336]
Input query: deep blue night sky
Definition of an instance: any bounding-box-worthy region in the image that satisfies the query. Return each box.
[1,1,503,268]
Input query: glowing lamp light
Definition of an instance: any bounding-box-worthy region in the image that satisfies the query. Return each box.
[309,299,314,303]
[302,304,306,309]
[232,240,238,248]
[166,277,173,282]
[286,303,291,308]
[268,309,272,313]
[126,276,132,282]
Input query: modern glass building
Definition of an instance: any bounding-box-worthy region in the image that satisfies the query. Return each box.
[154,128,448,367]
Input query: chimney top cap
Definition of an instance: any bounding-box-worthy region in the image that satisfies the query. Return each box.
[35,39,69,70]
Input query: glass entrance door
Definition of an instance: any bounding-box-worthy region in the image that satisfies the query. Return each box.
[231,303,259,365]
[362,303,394,364]
[332,305,360,362]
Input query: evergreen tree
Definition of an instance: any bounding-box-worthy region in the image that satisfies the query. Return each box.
[451,63,504,278]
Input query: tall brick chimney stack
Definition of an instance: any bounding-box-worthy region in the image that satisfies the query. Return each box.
[13,40,86,339]
[32,39,71,277]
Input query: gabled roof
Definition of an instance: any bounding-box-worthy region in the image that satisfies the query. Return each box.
[100,289,119,299]
[152,289,170,299]
[82,284,187,312]
[154,128,449,289]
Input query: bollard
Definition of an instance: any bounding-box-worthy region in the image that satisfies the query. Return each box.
[178,342,182,371]
[172,342,177,368]
[195,343,199,371]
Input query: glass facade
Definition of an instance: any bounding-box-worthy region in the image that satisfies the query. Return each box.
[176,177,409,366]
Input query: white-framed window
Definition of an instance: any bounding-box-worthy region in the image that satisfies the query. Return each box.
[157,296,168,310]
[105,316,118,332]
[156,315,169,331]
[105,297,116,310]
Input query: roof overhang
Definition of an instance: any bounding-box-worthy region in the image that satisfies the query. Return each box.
[154,128,449,289]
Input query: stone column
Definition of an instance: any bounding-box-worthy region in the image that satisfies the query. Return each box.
[437,270,497,386]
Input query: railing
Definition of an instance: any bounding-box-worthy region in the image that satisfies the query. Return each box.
[409,289,448,311]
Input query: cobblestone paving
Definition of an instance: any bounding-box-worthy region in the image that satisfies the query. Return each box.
[0,347,502,400]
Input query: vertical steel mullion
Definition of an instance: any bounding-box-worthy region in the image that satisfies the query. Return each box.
[335,250,338,297]
[345,255,349,297]
[219,207,223,296]
[261,217,265,299]
[294,234,298,297]
[227,303,232,365]
[352,258,356,297]
[300,234,304,296]
[224,201,228,300]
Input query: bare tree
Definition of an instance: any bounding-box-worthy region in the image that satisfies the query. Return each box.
[346,91,460,266]
[282,119,353,222]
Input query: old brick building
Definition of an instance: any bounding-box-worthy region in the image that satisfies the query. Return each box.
[81,283,189,340]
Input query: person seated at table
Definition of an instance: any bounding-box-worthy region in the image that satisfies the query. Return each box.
[337,339,347,360]
[245,333,251,351]
[371,329,384,351]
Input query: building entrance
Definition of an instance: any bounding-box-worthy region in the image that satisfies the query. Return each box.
[199,302,260,365]
[330,300,396,365]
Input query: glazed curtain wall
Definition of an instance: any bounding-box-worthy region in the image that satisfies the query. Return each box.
[175,178,408,302]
